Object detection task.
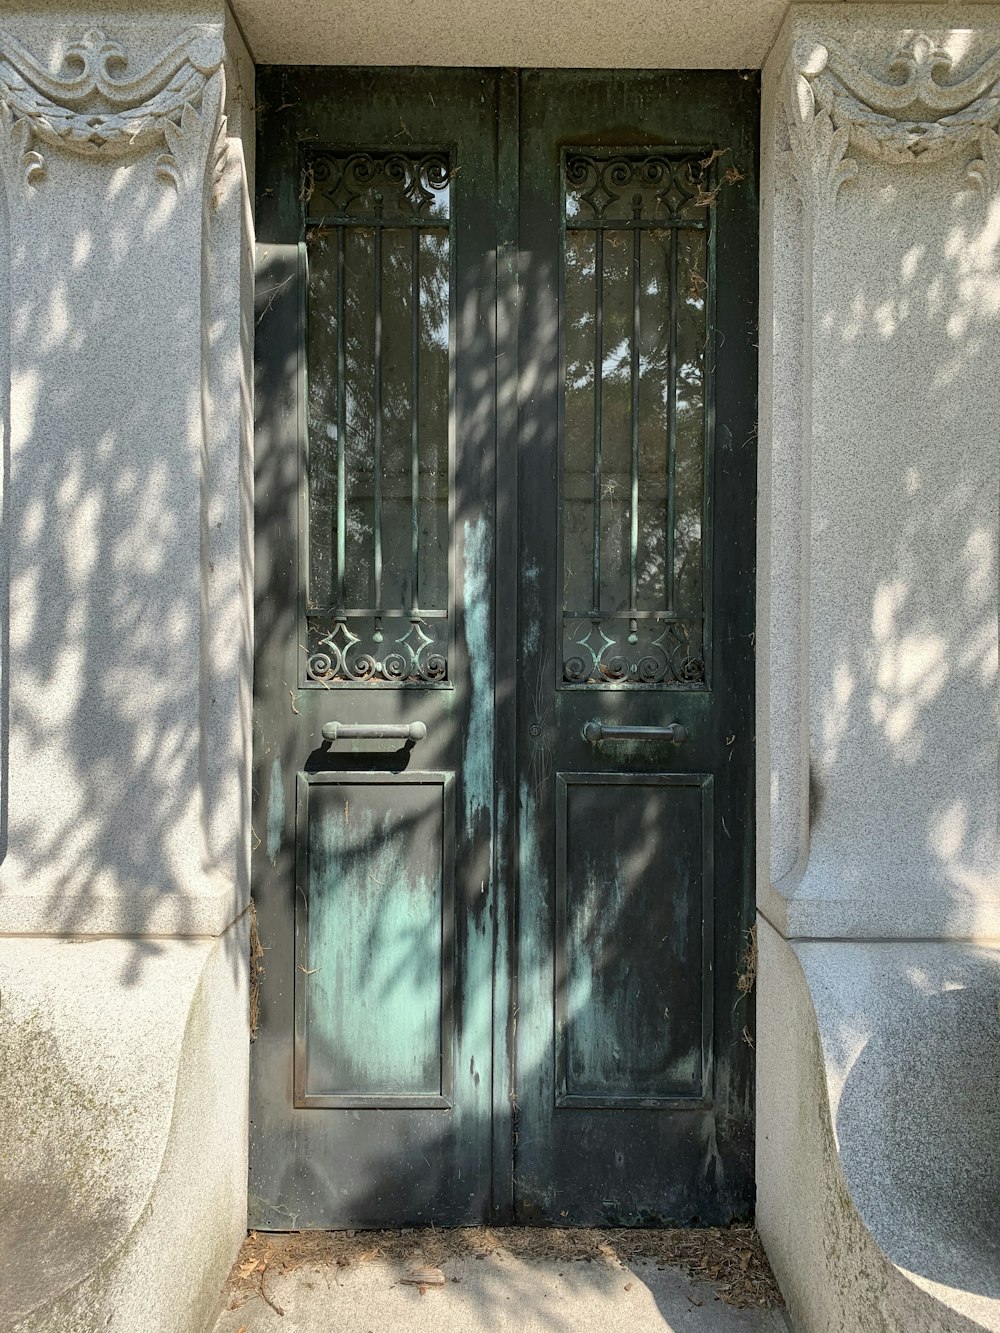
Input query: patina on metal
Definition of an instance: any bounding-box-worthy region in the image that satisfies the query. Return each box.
[251,66,758,1231]
[513,68,757,1227]
[581,720,688,745]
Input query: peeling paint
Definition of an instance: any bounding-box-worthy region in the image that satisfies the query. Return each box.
[459,513,495,1139]
[308,797,443,1097]
[523,618,540,656]
[462,514,494,839]
[266,756,283,865]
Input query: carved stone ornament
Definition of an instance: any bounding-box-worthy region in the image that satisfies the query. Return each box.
[786,33,1000,204]
[0,25,225,191]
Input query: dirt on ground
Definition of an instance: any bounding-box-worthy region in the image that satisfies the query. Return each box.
[223,1225,783,1317]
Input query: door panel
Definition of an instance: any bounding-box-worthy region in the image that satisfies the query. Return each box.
[514,70,758,1225]
[251,68,502,1228]
[295,772,455,1108]
[555,772,713,1109]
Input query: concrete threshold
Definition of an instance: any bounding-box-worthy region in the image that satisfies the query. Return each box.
[212,1228,789,1333]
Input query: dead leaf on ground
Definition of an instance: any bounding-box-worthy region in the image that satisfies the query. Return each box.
[402,1265,446,1287]
[221,1224,782,1311]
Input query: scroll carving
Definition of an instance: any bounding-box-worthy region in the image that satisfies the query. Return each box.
[0,25,225,192]
[786,34,1000,204]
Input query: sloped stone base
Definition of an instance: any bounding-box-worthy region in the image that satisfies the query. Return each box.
[757,917,1000,1333]
[0,921,249,1333]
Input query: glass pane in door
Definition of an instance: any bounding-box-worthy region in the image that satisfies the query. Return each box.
[561,151,712,687]
[304,150,452,686]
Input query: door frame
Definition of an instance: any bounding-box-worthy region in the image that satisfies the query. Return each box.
[491,69,519,1222]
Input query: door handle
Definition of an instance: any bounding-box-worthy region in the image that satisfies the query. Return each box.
[322,720,427,743]
[582,720,688,745]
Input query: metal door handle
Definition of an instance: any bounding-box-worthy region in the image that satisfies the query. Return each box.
[322,720,427,743]
[582,720,688,745]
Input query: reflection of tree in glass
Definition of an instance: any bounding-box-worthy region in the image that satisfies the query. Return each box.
[306,221,451,624]
[563,221,708,620]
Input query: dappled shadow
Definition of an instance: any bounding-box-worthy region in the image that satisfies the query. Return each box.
[762,23,1000,1319]
[796,147,998,935]
[0,20,258,1328]
[249,61,759,1257]
[0,77,254,991]
[831,945,1000,1306]
[215,1224,783,1332]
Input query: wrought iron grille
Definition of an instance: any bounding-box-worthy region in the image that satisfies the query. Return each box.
[561,151,713,687]
[302,150,452,686]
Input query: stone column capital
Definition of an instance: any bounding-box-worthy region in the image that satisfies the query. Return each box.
[784,28,1000,206]
[0,23,227,202]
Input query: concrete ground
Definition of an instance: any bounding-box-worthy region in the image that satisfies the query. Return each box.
[212,1230,789,1333]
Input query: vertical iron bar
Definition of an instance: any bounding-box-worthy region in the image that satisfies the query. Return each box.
[702,195,717,683]
[592,229,604,616]
[373,196,384,619]
[298,242,313,675]
[410,225,420,612]
[666,225,679,615]
[629,198,641,641]
[336,224,347,613]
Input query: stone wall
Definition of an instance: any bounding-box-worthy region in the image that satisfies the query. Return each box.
[0,7,255,1330]
[757,7,1000,1329]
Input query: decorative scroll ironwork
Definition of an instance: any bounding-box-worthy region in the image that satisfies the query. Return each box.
[565,153,711,223]
[563,616,705,686]
[304,150,451,222]
[307,616,447,685]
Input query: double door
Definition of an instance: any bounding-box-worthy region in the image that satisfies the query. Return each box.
[251,67,758,1228]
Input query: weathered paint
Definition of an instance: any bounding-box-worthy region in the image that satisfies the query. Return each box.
[457,514,495,1169]
[511,775,554,1209]
[266,755,284,865]
[250,73,504,1225]
[560,781,705,1100]
[462,514,494,836]
[252,67,756,1230]
[305,794,442,1096]
[512,69,757,1225]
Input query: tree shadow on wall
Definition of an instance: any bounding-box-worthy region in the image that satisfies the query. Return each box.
[799,139,1000,1313]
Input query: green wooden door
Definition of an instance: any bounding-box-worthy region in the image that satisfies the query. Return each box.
[251,67,757,1229]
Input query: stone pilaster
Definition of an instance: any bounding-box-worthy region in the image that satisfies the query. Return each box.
[759,6,1000,940]
[756,12,1000,1331]
[0,11,253,935]
[0,11,254,1331]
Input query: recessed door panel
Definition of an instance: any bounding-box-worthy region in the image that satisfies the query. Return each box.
[295,772,454,1108]
[515,69,757,1226]
[556,772,713,1108]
